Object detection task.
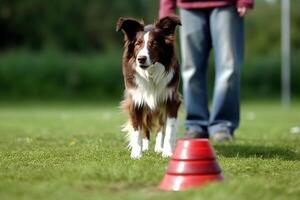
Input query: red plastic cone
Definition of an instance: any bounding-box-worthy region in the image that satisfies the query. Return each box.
[159,139,223,191]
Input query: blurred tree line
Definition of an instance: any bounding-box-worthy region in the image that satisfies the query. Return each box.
[0,0,158,52]
[0,0,299,100]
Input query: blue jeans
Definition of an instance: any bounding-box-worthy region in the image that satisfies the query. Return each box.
[180,6,244,135]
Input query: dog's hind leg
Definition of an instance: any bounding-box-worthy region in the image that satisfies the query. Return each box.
[142,129,150,152]
[142,138,149,152]
[142,114,151,152]
[154,128,164,153]
[154,114,165,153]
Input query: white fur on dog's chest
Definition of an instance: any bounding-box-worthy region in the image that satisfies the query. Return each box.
[128,63,174,110]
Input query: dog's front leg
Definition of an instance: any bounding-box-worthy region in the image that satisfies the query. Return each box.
[130,129,143,159]
[162,98,180,157]
[128,104,144,159]
[162,117,178,157]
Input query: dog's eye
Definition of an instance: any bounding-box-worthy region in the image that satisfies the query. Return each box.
[148,41,156,48]
[135,40,143,47]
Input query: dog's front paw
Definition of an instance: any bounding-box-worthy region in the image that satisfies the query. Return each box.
[162,144,174,157]
[154,131,164,153]
[131,145,142,159]
[162,149,173,157]
[162,140,175,157]
[154,145,163,153]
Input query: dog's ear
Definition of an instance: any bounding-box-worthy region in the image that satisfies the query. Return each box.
[116,18,144,40]
[155,15,181,36]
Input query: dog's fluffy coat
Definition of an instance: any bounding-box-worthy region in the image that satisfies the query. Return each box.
[116,16,181,158]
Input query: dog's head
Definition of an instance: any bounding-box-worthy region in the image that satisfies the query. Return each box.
[116,15,181,70]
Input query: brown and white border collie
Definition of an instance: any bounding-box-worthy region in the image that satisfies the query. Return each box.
[116,16,181,159]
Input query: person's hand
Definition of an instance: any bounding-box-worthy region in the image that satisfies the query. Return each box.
[237,6,248,17]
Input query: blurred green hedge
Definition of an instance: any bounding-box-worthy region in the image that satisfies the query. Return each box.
[241,51,300,98]
[0,50,299,100]
[0,50,123,100]
[0,1,299,100]
[1,0,299,54]
[0,0,158,52]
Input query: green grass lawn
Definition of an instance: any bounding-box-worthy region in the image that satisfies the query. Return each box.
[0,101,299,200]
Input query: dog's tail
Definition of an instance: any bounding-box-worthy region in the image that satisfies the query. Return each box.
[121,121,135,149]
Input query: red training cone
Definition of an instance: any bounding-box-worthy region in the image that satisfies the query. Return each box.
[159,139,223,191]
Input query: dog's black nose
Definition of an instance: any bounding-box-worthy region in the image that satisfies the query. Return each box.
[137,56,147,64]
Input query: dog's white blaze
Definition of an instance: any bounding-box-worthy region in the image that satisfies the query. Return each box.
[154,130,164,153]
[130,130,143,159]
[136,32,151,66]
[162,117,178,157]
[131,63,174,110]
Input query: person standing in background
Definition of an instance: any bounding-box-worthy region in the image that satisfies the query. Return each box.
[159,0,254,142]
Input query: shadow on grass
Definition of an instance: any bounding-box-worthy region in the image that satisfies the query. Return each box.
[214,143,299,161]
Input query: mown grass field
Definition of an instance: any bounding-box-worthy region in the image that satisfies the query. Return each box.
[0,101,299,200]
